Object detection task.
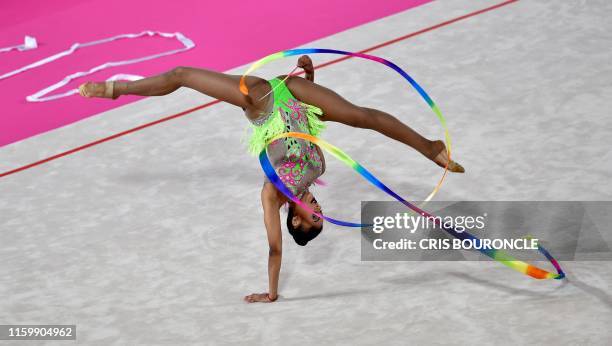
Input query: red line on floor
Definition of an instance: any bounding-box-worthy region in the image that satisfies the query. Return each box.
[0,0,518,179]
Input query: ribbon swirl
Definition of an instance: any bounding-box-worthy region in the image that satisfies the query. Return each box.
[243,48,564,280]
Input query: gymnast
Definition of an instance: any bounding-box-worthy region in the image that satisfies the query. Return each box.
[78,55,464,303]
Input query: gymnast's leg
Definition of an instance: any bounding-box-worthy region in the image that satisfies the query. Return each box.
[284,76,464,172]
[79,66,272,112]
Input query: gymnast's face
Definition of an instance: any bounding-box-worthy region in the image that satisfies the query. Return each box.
[292,190,324,230]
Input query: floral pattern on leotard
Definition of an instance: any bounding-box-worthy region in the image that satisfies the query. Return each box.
[250,77,326,197]
[279,107,303,157]
[304,142,323,169]
[277,153,308,194]
[262,104,325,196]
[282,99,309,129]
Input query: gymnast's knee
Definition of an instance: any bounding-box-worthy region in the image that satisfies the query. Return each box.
[170,66,189,86]
[351,107,372,128]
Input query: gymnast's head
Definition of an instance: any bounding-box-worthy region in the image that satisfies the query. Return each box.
[287,190,324,246]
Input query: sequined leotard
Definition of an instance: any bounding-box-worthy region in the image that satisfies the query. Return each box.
[242,77,327,199]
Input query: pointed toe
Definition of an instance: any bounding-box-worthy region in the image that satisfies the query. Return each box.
[448,160,465,173]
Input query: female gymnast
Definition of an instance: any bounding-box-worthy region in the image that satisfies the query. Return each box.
[78,55,464,303]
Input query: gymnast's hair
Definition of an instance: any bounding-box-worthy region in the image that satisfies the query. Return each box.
[286,201,323,246]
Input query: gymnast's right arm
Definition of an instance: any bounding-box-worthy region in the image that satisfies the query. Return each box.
[244,184,283,303]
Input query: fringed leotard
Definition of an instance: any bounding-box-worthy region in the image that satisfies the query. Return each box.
[242,77,327,199]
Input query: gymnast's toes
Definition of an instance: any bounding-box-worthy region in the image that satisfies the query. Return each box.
[447,160,465,173]
[78,82,91,97]
[430,140,465,173]
[434,152,465,173]
[78,81,114,99]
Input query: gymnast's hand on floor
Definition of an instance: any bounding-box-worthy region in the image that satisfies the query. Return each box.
[297,55,315,82]
[244,292,278,303]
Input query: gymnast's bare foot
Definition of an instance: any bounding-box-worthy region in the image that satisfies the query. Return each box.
[78,81,118,99]
[429,140,465,173]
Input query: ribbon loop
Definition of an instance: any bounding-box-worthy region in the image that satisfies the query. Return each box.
[244,48,564,280]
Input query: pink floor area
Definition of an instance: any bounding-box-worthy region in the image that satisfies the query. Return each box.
[0,0,431,148]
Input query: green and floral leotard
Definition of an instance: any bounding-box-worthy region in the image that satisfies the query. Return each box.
[242,77,326,198]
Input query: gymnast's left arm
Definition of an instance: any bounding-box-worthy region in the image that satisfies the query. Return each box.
[244,185,283,303]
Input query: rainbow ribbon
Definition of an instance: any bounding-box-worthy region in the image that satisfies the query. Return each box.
[240,48,450,203]
[244,48,565,280]
[260,132,565,280]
